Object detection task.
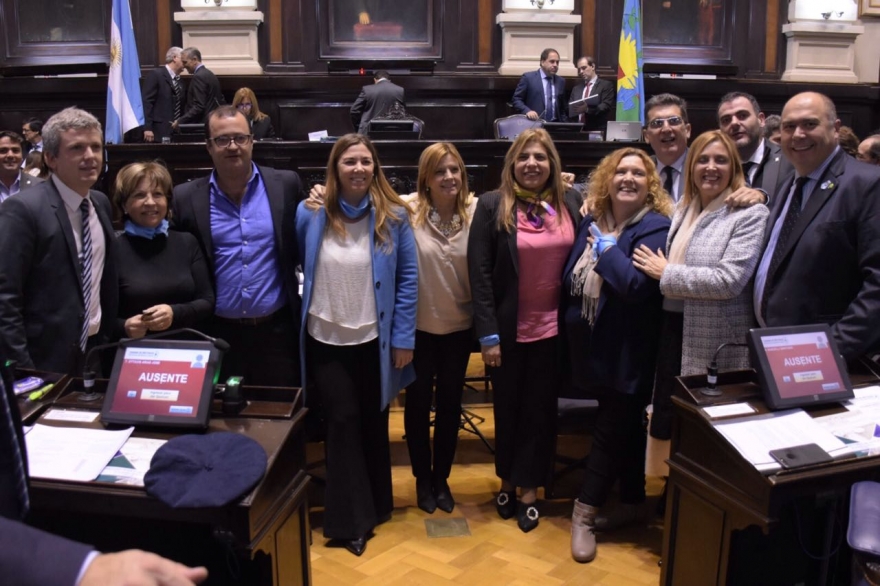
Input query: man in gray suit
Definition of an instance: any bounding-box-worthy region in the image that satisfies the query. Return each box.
[0,131,42,202]
[350,70,406,135]
[0,108,118,375]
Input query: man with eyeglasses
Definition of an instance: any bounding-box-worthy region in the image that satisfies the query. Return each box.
[511,48,568,122]
[643,94,691,202]
[20,118,43,166]
[717,91,791,202]
[568,56,615,132]
[172,105,303,386]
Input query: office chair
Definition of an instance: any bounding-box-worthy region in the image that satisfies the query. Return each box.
[494,114,541,141]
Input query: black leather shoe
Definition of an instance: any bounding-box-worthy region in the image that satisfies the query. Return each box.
[434,480,455,513]
[496,490,516,520]
[345,536,366,556]
[517,502,539,533]
[416,478,437,514]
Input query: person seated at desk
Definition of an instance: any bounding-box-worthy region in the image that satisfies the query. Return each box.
[561,148,672,563]
[232,88,275,141]
[113,162,214,339]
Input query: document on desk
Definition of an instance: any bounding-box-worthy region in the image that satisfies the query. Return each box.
[714,410,846,472]
[25,424,134,482]
[97,437,167,486]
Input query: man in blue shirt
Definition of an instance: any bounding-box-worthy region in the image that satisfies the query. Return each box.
[511,48,567,122]
[172,106,303,386]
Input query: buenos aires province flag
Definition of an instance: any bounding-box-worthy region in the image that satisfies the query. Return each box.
[616,0,644,125]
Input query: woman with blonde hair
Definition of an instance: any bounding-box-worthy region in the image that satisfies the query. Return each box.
[560,147,672,563]
[232,87,275,140]
[468,128,582,532]
[296,133,417,556]
[113,161,214,339]
[633,130,768,499]
[402,142,476,514]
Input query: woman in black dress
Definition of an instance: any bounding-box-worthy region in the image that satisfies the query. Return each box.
[113,161,214,339]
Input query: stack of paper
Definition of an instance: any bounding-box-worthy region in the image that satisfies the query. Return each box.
[25,424,134,482]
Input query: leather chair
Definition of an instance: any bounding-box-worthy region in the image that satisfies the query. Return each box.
[848,481,880,585]
[494,114,541,141]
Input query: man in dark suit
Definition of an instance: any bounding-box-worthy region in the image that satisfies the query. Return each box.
[858,134,880,165]
[511,48,567,122]
[754,92,880,360]
[173,47,225,130]
[0,108,118,376]
[643,93,691,202]
[172,106,302,386]
[0,363,208,585]
[350,70,406,135]
[142,46,186,143]
[568,56,615,132]
[717,91,791,200]
[0,131,42,202]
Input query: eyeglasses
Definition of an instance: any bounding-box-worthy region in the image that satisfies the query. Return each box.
[647,116,684,130]
[237,103,253,109]
[209,134,253,148]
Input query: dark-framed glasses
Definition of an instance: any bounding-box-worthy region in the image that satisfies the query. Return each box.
[647,116,684,130]
[209,134,253,148]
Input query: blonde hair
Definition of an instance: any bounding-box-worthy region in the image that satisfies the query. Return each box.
[586,148,673,218]
[682,130,745,206]
[232,87,268,122]
[316,134,410,250]
[496,128,567,232]
[114,161,174,220]
[412,142,473,228]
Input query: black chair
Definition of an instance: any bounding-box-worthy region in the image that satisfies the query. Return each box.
[848,481,880,585]
[545,396,598,499]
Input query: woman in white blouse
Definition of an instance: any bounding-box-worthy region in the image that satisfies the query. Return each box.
[296,134,418,557]
[402,143,476,515]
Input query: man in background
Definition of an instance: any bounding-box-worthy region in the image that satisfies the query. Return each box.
[173,47,225,129]
[511,48,567,122]
[568,56,615,132]
[350,70,406,135]
[20,118,43,162]
[0,131,42,202]
[858,134,880,165]
[142,47,186,143]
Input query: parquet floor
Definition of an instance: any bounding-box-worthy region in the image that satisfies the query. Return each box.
[307,387,665,585]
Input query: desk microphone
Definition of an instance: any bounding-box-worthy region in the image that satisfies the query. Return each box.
[703,342,749,397]
[79,328,230,402]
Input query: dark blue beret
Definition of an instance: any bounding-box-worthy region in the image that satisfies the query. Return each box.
[144,432,267,508]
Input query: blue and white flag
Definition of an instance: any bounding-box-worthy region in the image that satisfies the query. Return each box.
[105,0,144,144]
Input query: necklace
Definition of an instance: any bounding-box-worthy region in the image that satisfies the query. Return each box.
[428,206,462,237]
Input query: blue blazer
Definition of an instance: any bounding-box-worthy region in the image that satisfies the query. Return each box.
[511,70,568,122]
[561,211,671,397]
[296,202,418,410]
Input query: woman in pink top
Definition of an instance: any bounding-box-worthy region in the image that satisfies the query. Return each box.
[467,128,583,532]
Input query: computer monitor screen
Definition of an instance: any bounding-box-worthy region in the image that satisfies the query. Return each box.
[542,122,585,136]
[367,119,419,139]
[606,121,643,142]
[748,324,853,410]
[101,339,220,429]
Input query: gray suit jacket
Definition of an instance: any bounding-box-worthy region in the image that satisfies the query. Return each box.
[350,80,406,134]
[17,172,43,195]
[660,200,769,375]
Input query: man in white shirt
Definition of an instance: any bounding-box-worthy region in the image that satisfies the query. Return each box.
[568,56,615,132]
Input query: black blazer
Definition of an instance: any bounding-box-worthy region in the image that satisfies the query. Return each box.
[560,212,670,397]
[467,189,583,351]
[350,80,406,135]
[762,149,880,359]
[753,140,792,197]
[567,77,616,132]
[0,181,118,374]
[251,116,276,140]
[178,65,225,124]
[142,66,181,140]
[171,165,303,320]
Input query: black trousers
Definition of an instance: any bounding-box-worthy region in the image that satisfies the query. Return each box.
[489,336,559,488]
[212,306,299,387]
[578,389,649,507]
[650,310,684,440]
[404,328,473,482]
[307,335,392,540]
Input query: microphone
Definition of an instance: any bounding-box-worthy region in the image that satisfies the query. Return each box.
[702,342,749,397]
[79,328,230,402]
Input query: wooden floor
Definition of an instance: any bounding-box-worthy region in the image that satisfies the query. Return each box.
[307,401,665,585]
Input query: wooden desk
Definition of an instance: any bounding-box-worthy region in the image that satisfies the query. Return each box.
[661,370,880,586]
[28,385,311,586]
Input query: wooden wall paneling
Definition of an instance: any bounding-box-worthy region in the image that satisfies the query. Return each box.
[155,0,171,66]
[742,0,769,78]
[580,0,596,65]
[478,0,493,66]
[765,0,783,75]
[269,0,283,64]
[130,0,158,69]
[267,0,307,72]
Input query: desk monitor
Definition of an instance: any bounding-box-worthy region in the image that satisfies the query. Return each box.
[101,339,220,429]
[748,324,853,410]
[367,119,419,140]
[606,121,642,142]
[542,122,586,140]
[173,124,206,143]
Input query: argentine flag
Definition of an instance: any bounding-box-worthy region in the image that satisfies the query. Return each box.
[105,0,144,144]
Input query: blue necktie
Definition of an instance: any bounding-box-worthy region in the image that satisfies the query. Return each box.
[0,371,29,518]
[545,76,555,121]
[80,198,93,352]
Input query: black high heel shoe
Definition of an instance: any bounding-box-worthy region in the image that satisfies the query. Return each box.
[495,490,517,520]
[517,502,540,533]
[434,480,455,513]
[345,536,367,556]
[416,478,437,514]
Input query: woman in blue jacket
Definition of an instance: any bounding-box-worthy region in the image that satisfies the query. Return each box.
[296,134,418,557]
[560,148,672,563]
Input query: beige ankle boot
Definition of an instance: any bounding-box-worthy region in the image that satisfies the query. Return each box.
[571,499,599,563]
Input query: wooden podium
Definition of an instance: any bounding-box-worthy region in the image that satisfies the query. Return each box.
[27,382,311,586]
[661,369,880,586]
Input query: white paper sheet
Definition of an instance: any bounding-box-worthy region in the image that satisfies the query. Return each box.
[703,403,757,418]
[714,410,846,470]
[98,437,167,486]
[25,424,134,482]
[43,409,100,423]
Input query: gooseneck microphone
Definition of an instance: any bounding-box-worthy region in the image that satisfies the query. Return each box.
[702,342,749,397]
